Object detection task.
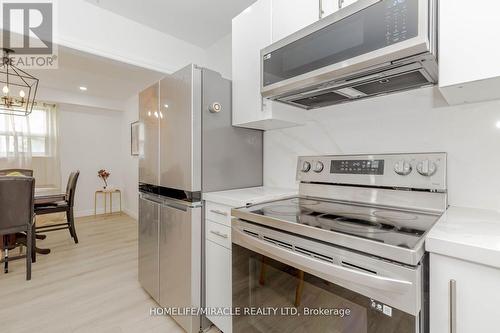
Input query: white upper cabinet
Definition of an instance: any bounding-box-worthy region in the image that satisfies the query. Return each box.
[232,0,361,130]
[322,0,359,17]
[232,0,306,130]
[271,0,319,42]
[439,0,500,105]
[271,0,360,42]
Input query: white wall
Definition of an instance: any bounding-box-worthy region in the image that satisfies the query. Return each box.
[57,0,206,74]
[121,95,140,219]
[264,87,500,211]
[38,86,125,112]
[204,33,233,79]
[59,105,124,216]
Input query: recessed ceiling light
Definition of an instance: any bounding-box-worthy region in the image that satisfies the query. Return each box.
[164,104,169,108]
[496,121,500,129]
[79,86,87,91]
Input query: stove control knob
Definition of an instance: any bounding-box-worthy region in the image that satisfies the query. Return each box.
[416,160,437,177]
[301,161,311,173]
[313,161,324,173]
[394,160,412,176]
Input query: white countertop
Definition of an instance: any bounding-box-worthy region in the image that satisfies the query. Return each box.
[426,206,500,269]
[202,186,298,207]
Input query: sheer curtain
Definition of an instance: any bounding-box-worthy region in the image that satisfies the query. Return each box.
[0,103,61,189]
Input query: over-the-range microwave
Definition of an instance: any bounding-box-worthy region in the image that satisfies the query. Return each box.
[261,0,438,109]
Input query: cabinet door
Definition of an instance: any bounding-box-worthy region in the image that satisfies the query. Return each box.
[138,196,159,302]
[439,0,500,88]
[138,83,159,186]
[232,0,273,127]
[232,0,304,130]
[430,254,500,333]
[206,239,232,333]
[339,0,358,9]
[272,0,319,42]
[322,0,358,17]
[438,0,500,104]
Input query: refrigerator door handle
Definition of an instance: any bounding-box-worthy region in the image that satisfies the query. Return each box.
[140,192,201,210]
[140,194,163,205]
[163,202,188,212]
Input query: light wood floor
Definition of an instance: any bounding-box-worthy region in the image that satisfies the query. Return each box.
[0,213,216,333]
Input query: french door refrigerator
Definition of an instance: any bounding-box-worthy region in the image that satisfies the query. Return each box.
[138,64,263,333]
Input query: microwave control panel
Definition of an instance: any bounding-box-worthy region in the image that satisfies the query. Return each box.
[385,0,410,45]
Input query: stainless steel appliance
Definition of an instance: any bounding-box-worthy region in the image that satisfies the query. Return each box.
[138,64,263,333]
[261,0,438,109]
[232,153,447,333]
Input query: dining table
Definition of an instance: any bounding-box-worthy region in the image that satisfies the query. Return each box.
[34,188,66,206]
[0,188,66,257]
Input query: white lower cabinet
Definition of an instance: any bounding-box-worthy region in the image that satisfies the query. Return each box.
[206,238,232,333]
[430,253,500,333]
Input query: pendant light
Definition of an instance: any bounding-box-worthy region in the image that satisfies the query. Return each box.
[0,48,39,116]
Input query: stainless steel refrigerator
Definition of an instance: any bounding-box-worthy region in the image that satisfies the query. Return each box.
[138,64,263,333]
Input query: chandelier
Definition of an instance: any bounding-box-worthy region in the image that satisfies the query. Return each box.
[0,48,39,116]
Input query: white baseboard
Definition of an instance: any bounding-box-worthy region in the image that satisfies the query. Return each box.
[123,208,138,220]
[73,208,138,220]
[74,209,95,218]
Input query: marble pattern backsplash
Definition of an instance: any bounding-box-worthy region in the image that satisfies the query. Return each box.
[264,87,500,211]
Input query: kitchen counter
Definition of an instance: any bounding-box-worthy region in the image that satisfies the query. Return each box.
[202,186,297,207]
[426,206,500,269]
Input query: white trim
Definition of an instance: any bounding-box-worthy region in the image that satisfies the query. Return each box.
[123,208,138,221]
[74,208,138,220]
[74,209,95,218]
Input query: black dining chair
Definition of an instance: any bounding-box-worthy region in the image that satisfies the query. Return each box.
[35,171,80,244]
[0,176,36,280]
[0,170,51,241]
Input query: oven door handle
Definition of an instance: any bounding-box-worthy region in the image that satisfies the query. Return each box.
[233,228,413,294]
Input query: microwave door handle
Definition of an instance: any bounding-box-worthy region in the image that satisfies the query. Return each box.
[233,228,412,294]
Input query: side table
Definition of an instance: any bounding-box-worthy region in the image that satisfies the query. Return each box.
[94,188,122,215]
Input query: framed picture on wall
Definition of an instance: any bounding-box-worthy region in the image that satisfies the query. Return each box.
[131,121,140,156]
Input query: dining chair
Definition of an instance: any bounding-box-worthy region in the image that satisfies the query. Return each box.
[0,176,35,280]
[35,171,80,244]
[0,169,34,177]
[0,169,49,240]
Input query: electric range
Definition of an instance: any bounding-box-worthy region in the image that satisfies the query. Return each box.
[231,153,447,333]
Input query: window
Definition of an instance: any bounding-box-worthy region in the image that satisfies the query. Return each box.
[0,104,61,189]
[0,108,52,157]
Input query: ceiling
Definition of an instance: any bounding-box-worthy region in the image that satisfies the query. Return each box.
[85,0,256,48]
[30,46,165,102]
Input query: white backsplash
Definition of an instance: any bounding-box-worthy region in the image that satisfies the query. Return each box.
[264,87,500,211]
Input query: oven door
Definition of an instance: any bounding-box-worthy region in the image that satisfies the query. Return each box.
[232,219,423,333]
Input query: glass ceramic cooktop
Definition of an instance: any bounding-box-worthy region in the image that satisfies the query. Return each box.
[241,197,441,250]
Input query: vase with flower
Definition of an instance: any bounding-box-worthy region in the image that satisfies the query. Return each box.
[98,169,110,189]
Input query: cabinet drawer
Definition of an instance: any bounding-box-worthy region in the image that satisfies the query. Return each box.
[206,240,232,333]
[206,219,231,249]
[205,202,232,227]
